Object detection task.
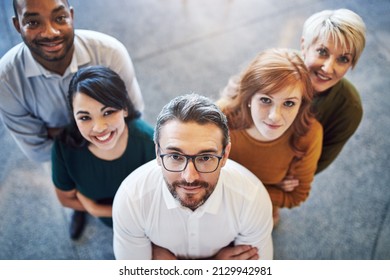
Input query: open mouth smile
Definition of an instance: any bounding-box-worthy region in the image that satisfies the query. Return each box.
[315,71,331,81]
[37,40,64,52]
[94,131,114,143]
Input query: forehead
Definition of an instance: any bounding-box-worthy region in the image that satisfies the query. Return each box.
[72,92,102,109]
[159,120,224,154]
[15,0,69,15]
[255,84,303,99]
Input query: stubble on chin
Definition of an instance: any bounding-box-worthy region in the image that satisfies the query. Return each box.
[164,178,215,210]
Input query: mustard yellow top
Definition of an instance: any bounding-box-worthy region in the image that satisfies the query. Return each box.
[228,119,323,208]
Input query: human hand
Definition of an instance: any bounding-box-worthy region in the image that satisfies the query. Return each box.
[152,244,177,260]
[76,192,96,212]
[214,245,259,260]
[76,192,112,218]
[276,175,299,192]
[47,127,63,139]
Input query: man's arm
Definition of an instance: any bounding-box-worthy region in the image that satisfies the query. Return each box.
[227,161,274,260]
[91,31,144,113]
[76,191,112,218]
[236,189,274,260]
[112,183,152,260]
[152,244,177,260]
[47,127,63,139]
[0,73,67,162]
[151,244,258,260]
[212,245,259,260]
[0,107,53,162]
[55,188,85,211]
[111,51,144,114]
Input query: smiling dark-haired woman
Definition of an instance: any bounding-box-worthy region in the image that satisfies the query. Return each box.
[51,66,155,238]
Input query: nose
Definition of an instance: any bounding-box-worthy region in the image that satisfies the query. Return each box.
[41,21,60,38]
[181,160,200,183]
[93,119,108,133]
[322,58,335,74]
[268,105,281,123]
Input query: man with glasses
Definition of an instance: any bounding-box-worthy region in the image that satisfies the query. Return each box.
[113,93,273,260]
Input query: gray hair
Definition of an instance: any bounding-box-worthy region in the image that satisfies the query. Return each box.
[154,93,230,149]
[302,9,366,69]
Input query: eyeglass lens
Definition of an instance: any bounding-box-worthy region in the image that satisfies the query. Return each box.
[162,154,220,172]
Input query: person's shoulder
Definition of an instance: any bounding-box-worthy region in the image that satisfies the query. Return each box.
[221,159,267,196]
[297,118,323,146]
[129,118,154,140]
[310,118,323,133]
[122,158,157,178]
[118,159,161,196]
[52,137,70,158]
[0,43,25,74]
[52,136,85,157]
[75,29,124,47]
[339,78,359,93]
[332,78,362,107]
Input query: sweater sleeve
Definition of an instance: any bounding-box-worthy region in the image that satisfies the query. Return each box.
[314,79,363,174]
[266,120,323,208]
[316,102,362,173]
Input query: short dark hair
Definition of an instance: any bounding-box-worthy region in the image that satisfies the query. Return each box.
[13,0,71,18]
[60,65,139,147]
[154,93,230,150]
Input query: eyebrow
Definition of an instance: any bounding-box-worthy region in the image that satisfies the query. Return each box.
[319,44,353,56]
[163,146,219,155]
[76,110,89,115]
[75,106,109,115]
[259,93,300,100]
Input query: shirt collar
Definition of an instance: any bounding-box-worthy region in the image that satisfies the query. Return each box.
[23,33,91,78]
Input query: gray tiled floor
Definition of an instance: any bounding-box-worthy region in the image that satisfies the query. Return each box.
[0,0,389,260]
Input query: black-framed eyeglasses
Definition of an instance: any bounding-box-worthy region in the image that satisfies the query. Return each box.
[158,147,225,173]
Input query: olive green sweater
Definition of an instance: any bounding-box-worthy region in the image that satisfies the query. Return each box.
[313,78,363,173]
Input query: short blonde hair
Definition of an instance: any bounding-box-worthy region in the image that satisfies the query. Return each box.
[301,9,366,69]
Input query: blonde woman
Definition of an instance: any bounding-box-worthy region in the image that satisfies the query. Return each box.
[301,9,366,174]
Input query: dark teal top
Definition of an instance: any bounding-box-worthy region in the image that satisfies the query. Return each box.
[51,118,156,227]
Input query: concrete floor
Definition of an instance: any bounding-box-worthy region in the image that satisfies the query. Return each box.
[0,0,389,260]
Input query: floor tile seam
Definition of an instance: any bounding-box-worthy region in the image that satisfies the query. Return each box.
[132,2,312,63]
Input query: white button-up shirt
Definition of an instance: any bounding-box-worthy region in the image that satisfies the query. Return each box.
[113,159,273,260]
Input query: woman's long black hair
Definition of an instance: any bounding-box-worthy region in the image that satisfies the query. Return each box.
[58,65,140,148]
